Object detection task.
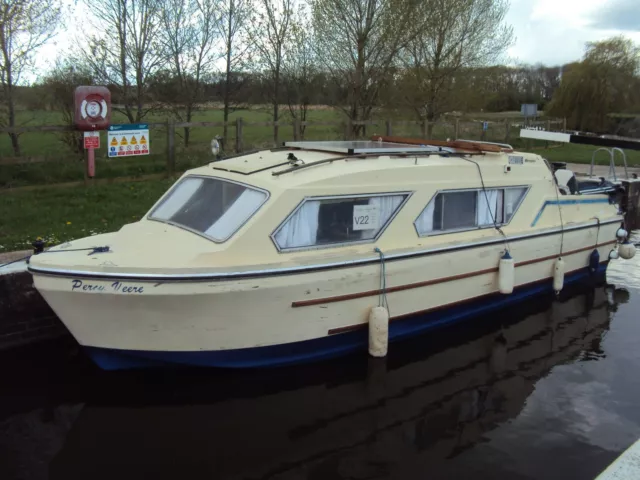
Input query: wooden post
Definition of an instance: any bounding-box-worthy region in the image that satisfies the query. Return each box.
[293,119,300,141]
[166,117,175,175]
[273,120,279,147]
[235,117,243,153]
[545,119,551,148]
[385,120,392,137]
[505,119,511,143]
[344,119,352,141]
[454,118,460,140]
[622,180,640,231]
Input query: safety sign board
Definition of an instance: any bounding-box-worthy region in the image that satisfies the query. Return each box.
[83,131,100,149]
[107,124,149,157]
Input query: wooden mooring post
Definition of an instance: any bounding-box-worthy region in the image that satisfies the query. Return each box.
[166,118,176,174]
[622,180,640,231]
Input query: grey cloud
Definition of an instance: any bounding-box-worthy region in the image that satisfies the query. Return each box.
[589,0,640,31]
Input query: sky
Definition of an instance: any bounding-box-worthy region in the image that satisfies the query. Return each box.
[36,0,640,81]
[505,0,640,66]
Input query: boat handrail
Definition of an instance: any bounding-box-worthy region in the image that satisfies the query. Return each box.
[456,139,514,150]
[589,147,629,181]
[271,151,483,177]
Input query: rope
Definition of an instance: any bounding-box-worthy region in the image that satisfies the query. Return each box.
[0,255,31,269]
[461,157,511,252]
[554,177,565,257]
[0,245,110,270]
[593,217,601,249]
[374,247,389,314]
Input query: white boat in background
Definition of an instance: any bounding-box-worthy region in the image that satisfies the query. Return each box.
[28,136,636,370]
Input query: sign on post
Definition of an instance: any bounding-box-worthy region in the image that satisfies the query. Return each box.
[108,124,150,158]
[520,104,538,117]
[83,131,100,149]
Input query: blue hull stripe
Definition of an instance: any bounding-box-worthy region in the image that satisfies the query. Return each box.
[531,198,610,227]
[84,263,608,370]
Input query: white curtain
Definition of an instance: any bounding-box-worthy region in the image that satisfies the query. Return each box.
[415,198,436,235]
[205,189,267,240]
[504,187,525,220]
[361,195,404,239]
[477,189,502,226]
[274,200,320,249]
[152,177,204,220]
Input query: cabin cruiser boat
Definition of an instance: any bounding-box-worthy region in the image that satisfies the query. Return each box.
[28,137,635,370]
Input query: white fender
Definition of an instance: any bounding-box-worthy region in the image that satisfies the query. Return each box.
[619,242,636,260]
[553,257,565,292]
[498,251,515,294]
[368,306,389,358]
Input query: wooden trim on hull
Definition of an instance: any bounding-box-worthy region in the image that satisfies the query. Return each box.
[292,240,615,309]
[327,259,610,335]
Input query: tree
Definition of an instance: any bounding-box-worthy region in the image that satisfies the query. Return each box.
[42,59,95,154]
[310,0,422,137]
[216,0,253,147]
[159,0,220,146]
[282,5,318,139]
[548,37,640,132]
[396,0,513,136]
[0,0,62,155]
[251,0,294,145]
[81,0,164,123]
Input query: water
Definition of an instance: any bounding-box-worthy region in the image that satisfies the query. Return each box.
[1,257,640,480]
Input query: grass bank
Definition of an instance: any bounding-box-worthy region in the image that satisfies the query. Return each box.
[0,179,173,253]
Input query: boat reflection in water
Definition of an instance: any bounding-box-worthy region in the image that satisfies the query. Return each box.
[39,276,628,480]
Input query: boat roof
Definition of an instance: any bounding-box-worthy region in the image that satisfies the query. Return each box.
[193,137,543,190]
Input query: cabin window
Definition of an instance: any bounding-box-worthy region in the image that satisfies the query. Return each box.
[415,186,527,235]
[273,193,409,250]
[149,176,268,241]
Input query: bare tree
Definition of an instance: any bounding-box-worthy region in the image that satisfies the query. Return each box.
[397,0,513,136]
[159,0,220,146]
[282,5,318,139]
[81,0,164,123]
[251,0,294,145]
[216,0,252,147]
[310,0,421,137]
[0,0,61,155]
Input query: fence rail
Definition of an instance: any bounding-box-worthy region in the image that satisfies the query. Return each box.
[0,117,566,188]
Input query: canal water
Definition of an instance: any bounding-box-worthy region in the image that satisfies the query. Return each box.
[1,256,639,480]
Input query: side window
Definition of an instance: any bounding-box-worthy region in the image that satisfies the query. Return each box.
[415,187,527,236]
[273,194,408,250]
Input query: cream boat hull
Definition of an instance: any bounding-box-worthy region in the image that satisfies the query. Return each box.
[30,220,618,369]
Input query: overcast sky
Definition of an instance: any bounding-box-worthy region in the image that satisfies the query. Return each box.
[37,0,640,80]
[506,0,640,65]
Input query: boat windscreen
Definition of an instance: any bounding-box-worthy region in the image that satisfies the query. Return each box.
[148,176,268,242]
